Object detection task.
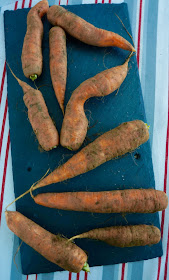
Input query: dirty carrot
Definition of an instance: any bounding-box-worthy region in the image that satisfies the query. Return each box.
[5,211,89,272]
[34,189,168,213]
[47,5,135,52]
[60,54,132,151]
[29,120,149,191]
[21,0,49,81]
[8,65,59,151]
[49,26,67,114]
[69,225,161,248]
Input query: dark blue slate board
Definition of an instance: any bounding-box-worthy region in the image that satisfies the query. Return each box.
[4,3,162,275]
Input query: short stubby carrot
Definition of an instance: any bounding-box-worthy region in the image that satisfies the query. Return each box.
[49,26,67,114]
[31,120,149,191]
[5,211,89,272]
[9,67,59,151]
[21,0,49,81]
[69,225,161,248]
[34,189,168,213]
[60,57,130,150]
[47,5,135,52]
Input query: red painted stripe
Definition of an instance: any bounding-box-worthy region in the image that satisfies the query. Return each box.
[0,132,10,225]
[35,274,38,280]
[121,263,125,280]
[76,273,80,280]
[163,88,169,195]
[69,272,72,280]
[164,226,169,280]
[109,0,111,3]
[157,41,169,280]
[157,257,162,280]
[22,0,25,9]
[102,0,104,3]
[0,98,8,157]
[29,0,32,8]
[0,62,6,106]
[14,1,18,10]
[84,272,88,280]
[137,0,143,67]
[67,0,69,5]
[26,275,28,280]
[59,0,61,5]
[95,0,98,4]
[161,210,166,240]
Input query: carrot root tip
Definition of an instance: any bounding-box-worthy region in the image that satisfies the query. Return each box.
[68,235,81,243]
[30,74,38,81]
[82,262,90,273]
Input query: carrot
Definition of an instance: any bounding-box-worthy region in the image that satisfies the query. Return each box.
[60,55,131,151]
[34,189,168,214]
[21,0,49,81]
[8,65,59,151]
[47,5,135,52]
[49,26,67,114]
[69,225,161,248]
[5,211,89,272]
[30,120,149,191]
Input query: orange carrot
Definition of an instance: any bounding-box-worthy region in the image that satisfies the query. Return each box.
[30,120,149,191]
[47,5,135,52]
[60,56,130,151]
[49,26,67,114]
[8,66,59,151]
[34,189,168,213]
[5,211,89,272]
[69,225,161,248]
[21,0,49,81]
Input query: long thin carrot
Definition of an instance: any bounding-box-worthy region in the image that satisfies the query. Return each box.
[69,225,161,248]
[29,120,149,191]
[8,65,59,151]
[60,54,131,151]
[33,189,168,213]
[21,0,49,81]
[5,211,89,272]
[47,5,135,52]
[49,26,67,114]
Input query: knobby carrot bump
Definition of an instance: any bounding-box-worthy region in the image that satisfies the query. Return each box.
[21,0,49,81]
[69,225,161,248]
[49,26,67,114]
[8,64,59,151]
[47,5,135,52]
[5,211,89,272]
[34,189,168,213]
[30,120,149,191]
[60,55,131,151]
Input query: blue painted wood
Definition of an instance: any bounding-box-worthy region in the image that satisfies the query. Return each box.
[4,3,162,275]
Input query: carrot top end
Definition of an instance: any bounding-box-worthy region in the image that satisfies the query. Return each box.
[145,123,150,130]
[30,74,38,81]
[82,262,90,273]
[65,146,74,151]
